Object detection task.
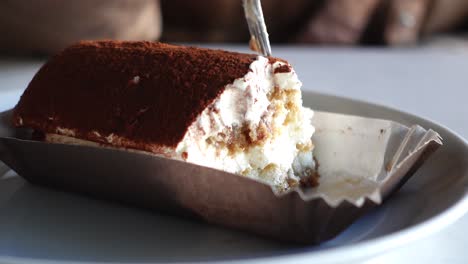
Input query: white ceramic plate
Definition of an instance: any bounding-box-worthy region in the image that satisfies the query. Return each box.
[0,91,467,264]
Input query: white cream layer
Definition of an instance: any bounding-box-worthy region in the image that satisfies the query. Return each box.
[175,56,315,189]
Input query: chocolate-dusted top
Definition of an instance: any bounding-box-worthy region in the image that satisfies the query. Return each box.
[13,41,264,147]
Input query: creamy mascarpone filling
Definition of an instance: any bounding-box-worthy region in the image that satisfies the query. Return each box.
[175,56,315,189]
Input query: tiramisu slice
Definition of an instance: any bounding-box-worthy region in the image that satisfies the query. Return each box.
[13,41,316,190]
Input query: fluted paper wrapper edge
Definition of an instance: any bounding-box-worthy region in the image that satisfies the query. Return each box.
[0,110,442,244]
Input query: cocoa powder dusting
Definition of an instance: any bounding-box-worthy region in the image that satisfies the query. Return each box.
[273,64,291,74]
[12,41,291,149]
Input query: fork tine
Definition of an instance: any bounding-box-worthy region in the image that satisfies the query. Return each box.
[243,0,272,57]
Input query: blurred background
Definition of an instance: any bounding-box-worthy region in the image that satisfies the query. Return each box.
[1,2,468,263]
[1,0,468,55]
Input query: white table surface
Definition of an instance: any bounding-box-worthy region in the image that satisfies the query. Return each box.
[1,45,467,263]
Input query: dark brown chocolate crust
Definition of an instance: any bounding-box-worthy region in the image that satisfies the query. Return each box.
[13,41,277,149]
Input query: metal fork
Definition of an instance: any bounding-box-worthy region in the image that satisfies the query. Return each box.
[243,0,272,57]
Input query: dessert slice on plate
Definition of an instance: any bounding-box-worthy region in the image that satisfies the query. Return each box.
[2,41,442,244]
[13,41,316,190]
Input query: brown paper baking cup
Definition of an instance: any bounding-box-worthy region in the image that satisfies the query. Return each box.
[0,109,442,244]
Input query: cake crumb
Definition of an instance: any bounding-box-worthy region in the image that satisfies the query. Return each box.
[386,161,393,172]
[300,169,320,187]
[249,37,260,53]
[105,133,115,143]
